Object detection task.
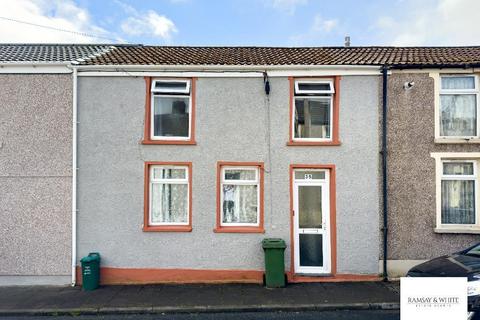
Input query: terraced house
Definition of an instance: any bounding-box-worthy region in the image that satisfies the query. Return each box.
[1,44,479,285]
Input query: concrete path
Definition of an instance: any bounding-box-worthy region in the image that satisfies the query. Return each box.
[0,281,399,316]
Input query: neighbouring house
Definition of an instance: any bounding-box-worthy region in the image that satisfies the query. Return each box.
[0,44,113,285]
[1,45,480,286]
[385,49,480,276]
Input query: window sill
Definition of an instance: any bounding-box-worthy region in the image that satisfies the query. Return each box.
[143,225,192,232]
[435,138,480,144]
[434,227,480,234]
[287,140,341,146]
[213,227,265,234]
[141,139,196,145]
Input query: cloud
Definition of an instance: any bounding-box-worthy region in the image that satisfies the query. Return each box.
[0,0,118,43]
[265,0,308,14]
[289,14,339,45]
[121,11,177,40]
[116,1,177,41]
[373,0,480,46]
[312,15,338,33]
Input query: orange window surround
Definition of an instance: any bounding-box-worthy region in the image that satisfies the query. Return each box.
[143,161,193,232]
[288,76,341,146]
[214,161,265,233]
[142,77,197,145]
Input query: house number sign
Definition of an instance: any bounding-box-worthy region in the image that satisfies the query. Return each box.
[304,174,313,180]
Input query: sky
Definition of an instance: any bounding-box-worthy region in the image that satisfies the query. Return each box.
[0,0,479,46]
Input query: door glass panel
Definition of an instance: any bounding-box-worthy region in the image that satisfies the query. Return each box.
[298,186,322,229]
[299,234,323,267]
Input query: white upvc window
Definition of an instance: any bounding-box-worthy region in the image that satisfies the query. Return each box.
[440,160,477,226]
[151,79,192,140]
[293,80,334,141]
[220,167,260,226]
[149,165,190,226]
[439,75,479,139]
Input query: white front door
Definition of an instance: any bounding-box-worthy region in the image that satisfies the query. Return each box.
[293,169,330,274]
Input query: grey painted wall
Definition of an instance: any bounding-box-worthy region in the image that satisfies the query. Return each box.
[387,73,480,260]
[0,74,72,282]
[77,75,380,274]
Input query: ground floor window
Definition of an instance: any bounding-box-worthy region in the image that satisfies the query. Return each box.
[215,162,265,233]
[432,153,480,233]
[441,161,476,224]
[143,162,192,232]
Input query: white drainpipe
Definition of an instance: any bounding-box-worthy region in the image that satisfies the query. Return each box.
[71,66,78,286]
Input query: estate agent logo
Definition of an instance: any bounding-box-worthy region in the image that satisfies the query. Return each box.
[401,277,467,320]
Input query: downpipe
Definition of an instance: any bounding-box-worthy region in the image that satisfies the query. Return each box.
[381,65,389,281]
[71,66,78,286]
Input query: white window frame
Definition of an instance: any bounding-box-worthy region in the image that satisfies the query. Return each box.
[149,165,190,226]
[431,153,480,233]
[150,79,192,141]
[435,74,480,142]
[440,160,477,225]
[294,80,335,95]
[292,79,334,142]
[151,79,191,94]
[220,166,260,227]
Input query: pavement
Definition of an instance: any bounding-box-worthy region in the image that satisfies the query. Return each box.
[0,281,400,316]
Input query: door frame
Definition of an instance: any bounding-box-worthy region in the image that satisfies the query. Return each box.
[289,164,337,276]
[293,175,330,274]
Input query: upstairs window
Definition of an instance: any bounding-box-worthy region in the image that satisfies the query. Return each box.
[152,80,191,139]
[143,78,196,145]
[294,80,333,141]
[440,75,479,138]
[289,78,340,146]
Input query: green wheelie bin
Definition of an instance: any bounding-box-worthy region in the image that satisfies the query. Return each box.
[262,238,286,288]
[80,252,101,291]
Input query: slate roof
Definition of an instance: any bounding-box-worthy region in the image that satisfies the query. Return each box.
[0,44,114,63]
[79,45,480,67]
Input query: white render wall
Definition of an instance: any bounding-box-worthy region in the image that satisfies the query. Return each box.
[77,76,380,274]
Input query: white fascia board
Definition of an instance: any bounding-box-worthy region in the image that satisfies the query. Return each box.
[76,64,385,77]
[0,63,71,74]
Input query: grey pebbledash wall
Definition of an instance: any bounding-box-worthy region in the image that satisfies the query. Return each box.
[0,74,72,285]
[386,73,480,261]
[77,75,380,274]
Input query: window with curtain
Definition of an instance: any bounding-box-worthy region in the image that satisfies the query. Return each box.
[440,76,478,137]
[150,166,189,225]
[220,167,260,226]
[293,80,334,140]
[151,80,191,139]
[441,161,476,225]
